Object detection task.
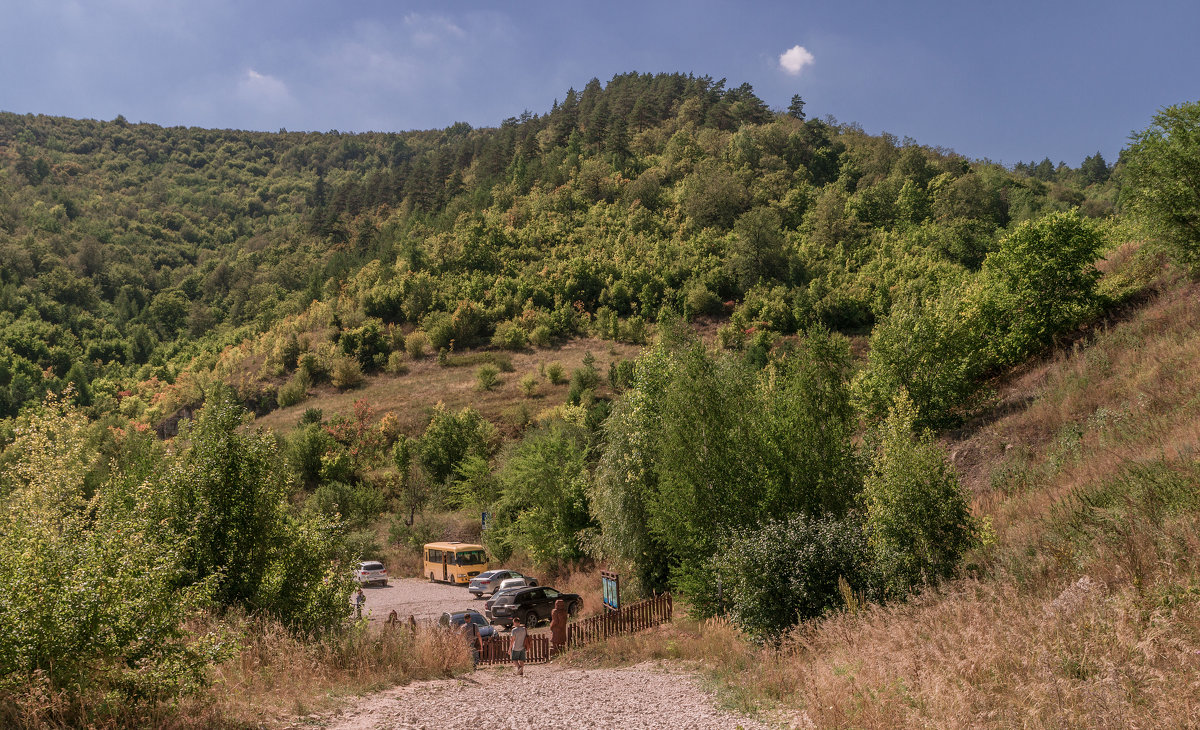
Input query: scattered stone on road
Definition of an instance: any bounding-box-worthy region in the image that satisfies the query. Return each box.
[321,661,771,730]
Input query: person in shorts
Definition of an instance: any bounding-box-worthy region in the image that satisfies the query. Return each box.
[510,614,528,676]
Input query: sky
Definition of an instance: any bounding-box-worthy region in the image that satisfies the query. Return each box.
[2,0,1198,166]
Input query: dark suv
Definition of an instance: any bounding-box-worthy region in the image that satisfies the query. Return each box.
[488,586,581,628]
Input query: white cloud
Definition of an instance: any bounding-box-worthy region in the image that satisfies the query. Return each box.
[235,69,294,108]
[779,45,815,76]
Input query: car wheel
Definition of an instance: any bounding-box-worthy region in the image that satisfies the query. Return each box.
[523,609,538,628]
[568,600,580,616]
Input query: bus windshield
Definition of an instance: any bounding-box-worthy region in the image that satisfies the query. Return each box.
[455,550,487,566]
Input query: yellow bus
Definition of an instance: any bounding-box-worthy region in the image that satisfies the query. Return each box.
[422,542,489,585]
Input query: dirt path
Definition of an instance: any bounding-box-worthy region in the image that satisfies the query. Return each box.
[316,661,772,730]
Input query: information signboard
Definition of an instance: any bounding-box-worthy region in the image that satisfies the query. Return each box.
[601,570,620,611]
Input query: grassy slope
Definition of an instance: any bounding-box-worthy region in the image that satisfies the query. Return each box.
[253,338,644,438]
[565,262,1200,728]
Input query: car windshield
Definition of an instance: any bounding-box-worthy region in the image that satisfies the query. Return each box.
[455,550,487,566]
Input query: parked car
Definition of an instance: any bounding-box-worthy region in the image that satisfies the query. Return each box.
[439,609,496,638]
[488,586,581,628]
[354,560,388,586]
[468,569,537,598]
[483,586,523,622]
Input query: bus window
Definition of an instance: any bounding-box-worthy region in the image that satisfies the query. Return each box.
[455,549,486,565]
[427,549,442,563]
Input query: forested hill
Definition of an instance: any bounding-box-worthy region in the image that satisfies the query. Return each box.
[0,71,1114,425]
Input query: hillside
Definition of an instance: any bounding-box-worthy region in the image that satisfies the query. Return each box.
[4,74,1197,729]
[553,261,1200,728]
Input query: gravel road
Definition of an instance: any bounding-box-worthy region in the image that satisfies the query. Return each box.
[318,661,772,730]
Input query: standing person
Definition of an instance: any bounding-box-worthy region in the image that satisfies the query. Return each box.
[459,617,480,667]
[549,599,568,654]
[355,588,366,619]
[510,614,528,676]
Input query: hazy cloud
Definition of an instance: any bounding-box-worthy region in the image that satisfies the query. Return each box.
[236,69,294,108]
[779,45,815,76]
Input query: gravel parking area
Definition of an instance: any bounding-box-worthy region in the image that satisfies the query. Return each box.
[320,661,772,730]
[358,577,486,625]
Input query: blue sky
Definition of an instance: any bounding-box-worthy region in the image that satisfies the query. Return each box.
[2,0,1197,166]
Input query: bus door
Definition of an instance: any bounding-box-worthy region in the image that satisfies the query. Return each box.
[442,552,449,582]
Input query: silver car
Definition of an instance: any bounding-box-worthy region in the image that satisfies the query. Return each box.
[468,569,537,598]
[354,560,388,587]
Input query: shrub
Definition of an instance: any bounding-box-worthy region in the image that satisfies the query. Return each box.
[710,513,873,640]
[300,407,323,425]
[331,355,365,390]
[491,320,528,351]
[385,350,408,375]
[519,373,539,397]
[529,324,552,348]
[277,368,311,408]
[418,403,497,487]
[475,364,500,391]
[310,481,387,530]
[546,361,566,385]
[862,390,977,598]
[684,284,724,317]
[0,394,220,705]
[405,331,429,359]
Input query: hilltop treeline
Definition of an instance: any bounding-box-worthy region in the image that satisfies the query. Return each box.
[0,72,1116,423]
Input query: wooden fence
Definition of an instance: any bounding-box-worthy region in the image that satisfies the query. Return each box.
[566,593,673,649]
[472,593,672,665]
[478,632,552,666]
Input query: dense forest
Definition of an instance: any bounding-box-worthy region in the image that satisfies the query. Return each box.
[2,72,1197,726]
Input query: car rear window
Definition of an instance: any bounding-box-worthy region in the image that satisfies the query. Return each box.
[361,562,384,571]
[493,595,514,605]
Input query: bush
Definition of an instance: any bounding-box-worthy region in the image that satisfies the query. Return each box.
[0,394,220,704]
[475,364,500,391]
[310,481,388,530]
[277,368,311,408]
[406,331,429,359]
[491,320,528,351]
[545,361,566,385]
[418,403,497,487]
[519,373,539,398]
[385,350,408,375]
[684,284,723,317]
[529,325,552,348]
[710,513,873,640]
[862,390,977,598]
[331,355,365,390]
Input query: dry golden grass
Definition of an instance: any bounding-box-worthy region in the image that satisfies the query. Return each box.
[0,616,472,730]
[563,266,1200,728]
[254,337,643,438]
[567,543,1200,729]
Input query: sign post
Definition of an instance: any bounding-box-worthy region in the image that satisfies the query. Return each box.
[601,570,620,612]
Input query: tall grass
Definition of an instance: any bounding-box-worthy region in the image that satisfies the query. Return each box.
[0,616,472,730]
